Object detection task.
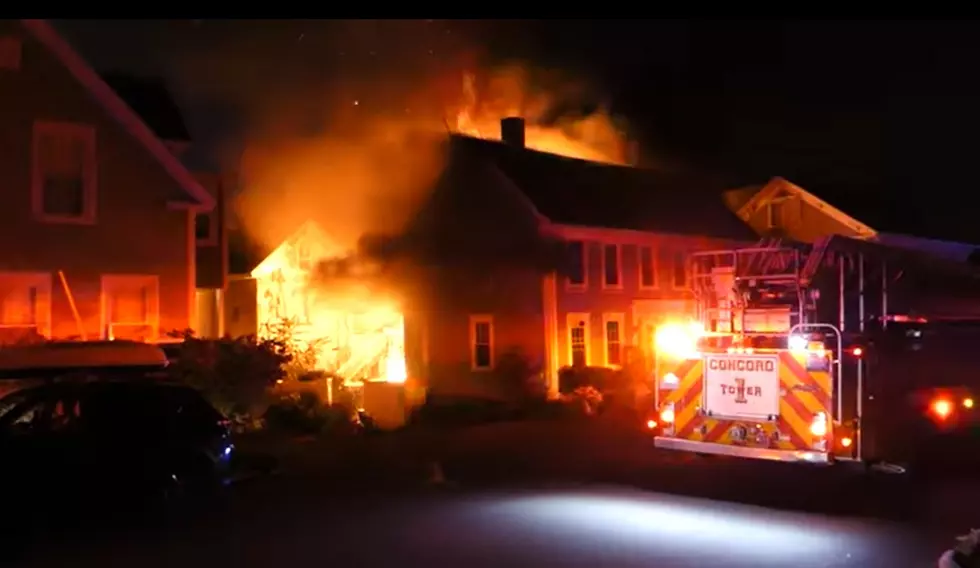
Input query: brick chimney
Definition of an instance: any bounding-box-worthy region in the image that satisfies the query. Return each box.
[500,117,526,149]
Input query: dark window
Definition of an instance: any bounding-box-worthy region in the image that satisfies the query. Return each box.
[195,213,212,241]
[603,244,620,287]
[36,126,90,219]
[639,246,656,288]
[673,252,688,288]
[566,241,586,286]
[473,320,492,369]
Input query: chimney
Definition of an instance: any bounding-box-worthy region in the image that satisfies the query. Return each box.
[500,117,526,149]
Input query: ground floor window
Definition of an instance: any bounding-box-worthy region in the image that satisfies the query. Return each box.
[0,271,50,343]
[470,315,494,370]
[603,313,625,367]
[102,274,160,341]
[567,313,590,367]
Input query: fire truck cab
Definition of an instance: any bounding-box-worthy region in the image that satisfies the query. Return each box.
[651,235,980,473]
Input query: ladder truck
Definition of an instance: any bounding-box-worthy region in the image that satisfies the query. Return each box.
[650,235,980,474]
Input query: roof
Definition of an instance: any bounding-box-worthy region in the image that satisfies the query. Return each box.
[0,341,168,374]
[733,177,878,239]
[20,20,214,211]
[449,135,757,241]
[101,73,190,142]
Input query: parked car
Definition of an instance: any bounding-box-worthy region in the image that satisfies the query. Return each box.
[0,341,234,526]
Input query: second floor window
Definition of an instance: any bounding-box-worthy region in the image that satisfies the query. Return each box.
[32,122,96,223]
[566,240,586,287]
[195,212,215,244]
[602,244,620,288]
[639,246,656,288]
[673,252,688,288]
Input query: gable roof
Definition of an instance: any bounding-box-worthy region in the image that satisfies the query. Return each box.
[20,20,214,211]
[731,177,877,239]
[101,73,190,142]
[449,135,757,241]
[250,220,345,278]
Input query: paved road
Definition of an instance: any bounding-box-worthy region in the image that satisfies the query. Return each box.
[17,477,953,568]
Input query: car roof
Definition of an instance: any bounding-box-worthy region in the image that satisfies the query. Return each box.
[0,341,169,377]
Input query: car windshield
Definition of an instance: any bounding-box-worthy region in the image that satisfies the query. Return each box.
[0,389,30,421]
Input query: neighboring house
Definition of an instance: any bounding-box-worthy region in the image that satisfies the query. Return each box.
[103,72,229,337]
[726,176,980,260]
[0,19,214,343]
[226,118,757,399]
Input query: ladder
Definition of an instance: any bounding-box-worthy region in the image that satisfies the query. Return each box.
[800,235,834,286]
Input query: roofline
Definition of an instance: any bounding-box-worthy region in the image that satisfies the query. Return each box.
[20,20,215,211]
[736,177,877,239]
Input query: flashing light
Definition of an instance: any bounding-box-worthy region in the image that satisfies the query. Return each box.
[964,398,975,409]
[851,347,863,357]
[809,412,828,437]
[931,399,953,420]
[660,403,675,425]
[788,335,808,351]
[654,322,703,359]
[839,436,853,448]
[646,419,658,430]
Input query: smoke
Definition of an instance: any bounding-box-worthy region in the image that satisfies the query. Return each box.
[174,21,633,258]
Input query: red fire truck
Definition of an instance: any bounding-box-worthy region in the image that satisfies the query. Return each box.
[650,235,980,474]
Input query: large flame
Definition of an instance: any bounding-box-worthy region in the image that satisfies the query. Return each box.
[253,235,407,387]
[451,67,628,165]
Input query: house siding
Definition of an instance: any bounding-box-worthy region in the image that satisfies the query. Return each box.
[0,22,194,339]
[554,228,743,374]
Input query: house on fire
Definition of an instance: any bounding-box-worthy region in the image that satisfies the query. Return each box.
[226,117,757,398]
[0,20,214,343]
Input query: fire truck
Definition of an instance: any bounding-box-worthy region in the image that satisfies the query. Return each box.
[650,235,980,474]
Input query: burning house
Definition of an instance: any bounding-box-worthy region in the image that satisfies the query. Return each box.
[225,116,756,402]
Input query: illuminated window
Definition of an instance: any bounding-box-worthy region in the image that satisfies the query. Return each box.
[32,122,97,224]
[639,246,657,289]
[565,240,586,288]
[0,272,50,342]
[470,315,494,370]
[567,313,590,367]
[603,313,624,367]
[102,275,159,341]
[602,244,621,289]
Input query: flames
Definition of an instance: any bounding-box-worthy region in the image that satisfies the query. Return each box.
[252,233,407,387]
[451,67,629,165]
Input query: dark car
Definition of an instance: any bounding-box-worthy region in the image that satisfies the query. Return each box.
[0,379,234,519]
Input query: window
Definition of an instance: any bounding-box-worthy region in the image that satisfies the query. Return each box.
[195,212,217,245]
[639,246,657,289]
[603,313,625,367]
[0,36,21,70]
[102,275,160,341]
[470,315,494,371]
[296,241,312,271]
[672,252,688,289]
[602,244,621,289]
[567,313,590,367]
[565,240,587,289]
[0,272,51,342]
[32,122,97,224]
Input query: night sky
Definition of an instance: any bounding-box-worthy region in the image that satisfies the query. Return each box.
[53,19,980,242]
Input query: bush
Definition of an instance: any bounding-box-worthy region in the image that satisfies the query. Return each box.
[264,391,359,436]
[164,330,290,418]
[495,348,547,403]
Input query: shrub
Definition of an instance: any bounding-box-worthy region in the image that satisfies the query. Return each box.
[264,391,359,436]
[495,348,547,403]
[164,330,290,418]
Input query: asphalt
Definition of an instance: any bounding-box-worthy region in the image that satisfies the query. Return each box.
[9,420,977,567]
[17,478,954,568]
